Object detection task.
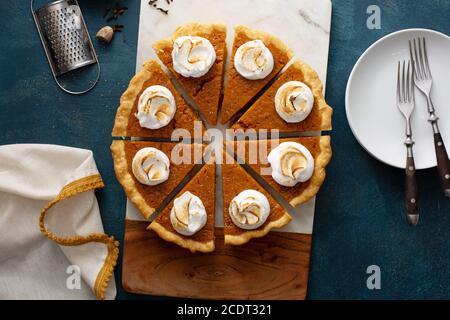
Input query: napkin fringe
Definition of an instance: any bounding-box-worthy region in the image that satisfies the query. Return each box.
[39,174,119,300]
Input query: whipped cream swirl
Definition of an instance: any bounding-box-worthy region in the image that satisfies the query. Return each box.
[170,191,207,236]
[275,81,314,123]
[172,36,216,78]
[136,85,176,129]
[234,40,274,80]
[132,147,170,186]
[268,142,314,187]
[229,190,270,230]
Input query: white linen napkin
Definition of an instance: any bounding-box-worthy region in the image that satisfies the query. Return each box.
[0,144,118,300]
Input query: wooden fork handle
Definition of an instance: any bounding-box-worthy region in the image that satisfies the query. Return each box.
[405,156,419,225]
[433,132,450,197]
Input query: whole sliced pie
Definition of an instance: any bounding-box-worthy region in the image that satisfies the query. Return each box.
[220,25,294,124]
[148,163,216,253]
[232,59,332,133]
[111,24,333,252]
[112,60,203,139]
[222,153,291,245]
[111,140,203,219]
[153,23,227,125]
[226,136,331,207]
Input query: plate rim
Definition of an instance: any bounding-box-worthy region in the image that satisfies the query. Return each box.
[345,28,450,170]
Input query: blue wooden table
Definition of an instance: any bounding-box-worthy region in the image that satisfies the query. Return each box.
[1,0,449,300]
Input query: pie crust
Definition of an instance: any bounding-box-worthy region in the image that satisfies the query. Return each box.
[226,136,332,207]
[220,25,294,124]
[147,164,215,253]
[222,153,292,245]
[111,140,202,219]
[232,59,332,132]
[112,60,202,138]
[153,23,227,125]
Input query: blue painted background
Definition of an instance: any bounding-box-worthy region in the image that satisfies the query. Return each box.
[0,0,449,300]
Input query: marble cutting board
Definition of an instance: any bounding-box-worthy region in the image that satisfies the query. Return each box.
[121,0,332,299]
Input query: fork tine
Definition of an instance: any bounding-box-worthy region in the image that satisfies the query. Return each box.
[406,60,411,102]
[410,60,415,102]
[418,38,428,79]
[418,38,424,78]
[402,60,408,102]
[397,61,401,102]
[409,40,417,79]
[422,37,431,78]
[411,39,419,79]
[413,38,423,79]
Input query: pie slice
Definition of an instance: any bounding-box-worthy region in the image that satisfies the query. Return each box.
[111,140,202,219]
[220,25,294,124]
[232,59,332,132]
[112,60,203,139]
[147,163,216,253]
[222,153,291,245]
[153,23,227,125]
[226,136,332,207]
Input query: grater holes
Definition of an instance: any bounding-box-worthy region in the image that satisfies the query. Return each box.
[38,4,95,71]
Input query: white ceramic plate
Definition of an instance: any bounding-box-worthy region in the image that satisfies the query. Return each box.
[346,28,450,169]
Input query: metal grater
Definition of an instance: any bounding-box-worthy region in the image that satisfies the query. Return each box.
[31,0,100,95]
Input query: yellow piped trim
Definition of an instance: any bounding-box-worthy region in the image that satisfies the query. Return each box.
[39,174,119,300]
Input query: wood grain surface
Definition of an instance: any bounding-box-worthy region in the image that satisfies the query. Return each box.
[122,220,312,300]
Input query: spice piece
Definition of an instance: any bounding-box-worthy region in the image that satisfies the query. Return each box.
[105,2,128,22]
[96,26,114,43]
[148,0,172,15]
[113,25,124,32]
[157,7,169,15]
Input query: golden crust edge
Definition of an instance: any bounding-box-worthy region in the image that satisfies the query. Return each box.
[147,221,215,253]
[110,140,155,219]
[234,25,294,60]
[289,136,332,207]
[292,59,333,131]
[224,212,292,246]
[173,22,227,37]
[112,60,161,137]
[153,22,227,52]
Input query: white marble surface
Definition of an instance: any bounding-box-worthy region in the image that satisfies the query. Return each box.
[136,0,331,81]
[126,0,332,235]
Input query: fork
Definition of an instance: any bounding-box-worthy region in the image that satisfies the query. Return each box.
[410,37,450,198]
[397,60,419,226]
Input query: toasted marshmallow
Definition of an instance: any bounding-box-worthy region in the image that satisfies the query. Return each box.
[136,85,176,129]
[132,147,170,186]
[275,81,314,123]
[234,40,274,80]
[170,191,207,236]
[172,36,216,78]
[229,189,270,230]
[267,142,314,187]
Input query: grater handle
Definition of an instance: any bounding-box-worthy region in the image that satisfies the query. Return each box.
[31,0,101,95]
[53,62,101,95]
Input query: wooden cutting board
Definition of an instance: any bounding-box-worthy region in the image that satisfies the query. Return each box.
[121,0,331,299]
[122,220,312,299]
